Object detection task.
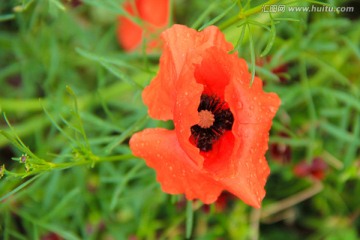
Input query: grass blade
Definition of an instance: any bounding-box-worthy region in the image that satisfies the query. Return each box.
[186,200,194,239]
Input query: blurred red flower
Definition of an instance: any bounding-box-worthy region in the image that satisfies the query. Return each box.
[130,25,281,208]
[41,233,62,240]
[117,0,170,52]
[293,157,328,180]
[269,132,292,164]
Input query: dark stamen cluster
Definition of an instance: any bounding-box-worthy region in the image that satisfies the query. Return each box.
[191,94,234,152]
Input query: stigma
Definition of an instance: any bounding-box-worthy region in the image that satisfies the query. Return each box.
[190,94,234,152]
[198,110,215,128]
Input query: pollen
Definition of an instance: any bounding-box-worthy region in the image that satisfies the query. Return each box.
[198,110,215,128]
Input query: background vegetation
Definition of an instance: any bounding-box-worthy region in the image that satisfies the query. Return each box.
[0,0,359,239]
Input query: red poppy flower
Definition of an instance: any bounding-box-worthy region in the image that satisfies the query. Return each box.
[293,157,328,180]
[117,0,170,52]
[130,25,281,208]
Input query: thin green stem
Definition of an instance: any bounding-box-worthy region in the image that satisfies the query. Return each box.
[219,0,281,30]
[4,154,135,179]
[55,153,134,169]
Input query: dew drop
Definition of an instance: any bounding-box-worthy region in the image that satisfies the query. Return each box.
[269,106,276,113]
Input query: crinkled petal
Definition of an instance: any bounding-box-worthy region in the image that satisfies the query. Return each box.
[220,123,272,208]
[221,53,281,208]
[129,128,223,203]
[225,58,281,125]
[143,25,233,121]
[220,156,269,208]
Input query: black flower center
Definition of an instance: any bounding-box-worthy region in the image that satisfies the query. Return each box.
[190,94,234,152]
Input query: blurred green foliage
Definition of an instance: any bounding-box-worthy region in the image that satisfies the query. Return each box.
[0,0,359,239]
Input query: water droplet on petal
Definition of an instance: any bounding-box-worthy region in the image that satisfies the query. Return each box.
[269,106,276,113]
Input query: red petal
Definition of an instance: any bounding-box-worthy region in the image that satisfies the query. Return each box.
[173,62,204,167]
[129,128,223,203]
[201,131,235,175]
[143,25,233,121]
[194,47,231,99]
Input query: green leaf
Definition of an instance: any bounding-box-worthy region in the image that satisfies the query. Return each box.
[260,18,276,57]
